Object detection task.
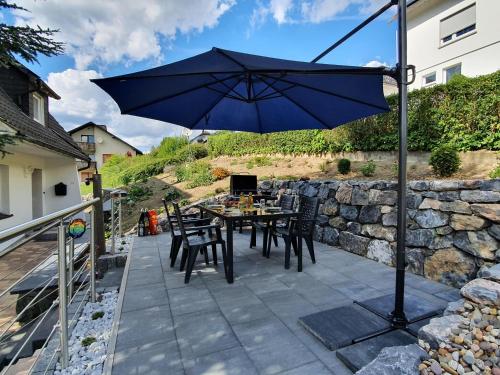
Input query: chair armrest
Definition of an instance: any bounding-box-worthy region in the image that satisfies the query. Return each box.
[182,218,211,225]
[188,224,221,231]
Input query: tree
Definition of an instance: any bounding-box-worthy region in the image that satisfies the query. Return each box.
[0,1,63,155]
[0,0,64,67]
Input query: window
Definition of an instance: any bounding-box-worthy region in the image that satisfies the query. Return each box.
[32,93,45,125]
[440,4,476,45]
[81,135,95,143]
[0,164,10,218]
[423,72,437,86]
[444,64,462,82]
[102,154,114,164]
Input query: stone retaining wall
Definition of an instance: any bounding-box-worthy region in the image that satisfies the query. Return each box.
[259,179,500,288]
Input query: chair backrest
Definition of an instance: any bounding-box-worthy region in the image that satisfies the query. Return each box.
[298,195,320,235]
[172,202,190,246]
[279,194,295,211]
[162,199,176,230]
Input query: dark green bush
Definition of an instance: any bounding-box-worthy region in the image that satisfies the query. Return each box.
[207,71,499,155]
[337,159,351,174]
[361,160,376,177]
[92,311,104,320]
[488,164,500,179]
[429,145,461,177]
[175,161,214,188]
[81,336,96,347]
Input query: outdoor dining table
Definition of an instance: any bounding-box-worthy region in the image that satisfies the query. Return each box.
[196,204,303,283]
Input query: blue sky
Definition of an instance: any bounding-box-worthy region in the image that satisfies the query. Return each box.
[8,0,397,151]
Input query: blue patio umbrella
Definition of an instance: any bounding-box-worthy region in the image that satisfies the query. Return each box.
[91,47,390,133]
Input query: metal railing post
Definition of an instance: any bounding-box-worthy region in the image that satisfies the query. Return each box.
[111,196,115,255]
[118,196,122,238]
[90,207,96,303]
[68,237,74,301]
[57,220,69,369]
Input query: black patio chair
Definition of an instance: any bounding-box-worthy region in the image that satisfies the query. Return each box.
[267,195,319,269]
[162,199,211,268]
[250,194,295,256]
[172,202,227,284]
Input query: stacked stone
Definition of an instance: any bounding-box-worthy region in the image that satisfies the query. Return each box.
[259,178,500,287]
[418,265,500,375]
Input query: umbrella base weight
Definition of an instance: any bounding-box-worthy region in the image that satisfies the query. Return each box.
[298,304,391,351]
[354,292,445,324]
[335,329,416,372]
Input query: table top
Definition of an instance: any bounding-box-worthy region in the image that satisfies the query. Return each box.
[196,204,300,221]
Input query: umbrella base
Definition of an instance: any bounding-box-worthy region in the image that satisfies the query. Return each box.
[354,292,445,324]
[335,329,416,372]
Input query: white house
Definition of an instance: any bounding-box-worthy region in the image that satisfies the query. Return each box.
[68,122,142,180]
[407,0,500,90]
[0,63,90,251]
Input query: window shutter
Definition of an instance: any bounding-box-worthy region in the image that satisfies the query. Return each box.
[440,4,476,39]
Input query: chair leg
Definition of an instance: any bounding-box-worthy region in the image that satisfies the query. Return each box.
[185,246,201,284]
[250,227,256,248]
[291,235,298,256]
[273,235,278,247]
[212,244,217,266]
[262,228,269,257]
[266,230,273,258]
[284,237,292,269]
[305,237,316,263]
[220,241,228,278]
[170,237,181,267]
[239,220,243,233]
[203,246,210,265]
[180,246,188,271]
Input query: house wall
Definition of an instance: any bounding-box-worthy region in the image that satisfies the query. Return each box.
[408,0,500,90]
[0,143,82,251]
[70,125,139,172]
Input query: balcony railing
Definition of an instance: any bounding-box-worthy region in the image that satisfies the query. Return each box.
[76,142,96,154]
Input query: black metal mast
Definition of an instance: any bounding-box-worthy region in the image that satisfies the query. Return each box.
[311,0,409,329]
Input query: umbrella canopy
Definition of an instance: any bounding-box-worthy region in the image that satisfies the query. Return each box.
[91,48,390,133]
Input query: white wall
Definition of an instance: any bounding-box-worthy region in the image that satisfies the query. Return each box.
[71,126,140,170]
[408,0,500,90]
[0,143,82,249]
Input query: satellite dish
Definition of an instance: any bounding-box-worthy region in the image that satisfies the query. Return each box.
[97,137,103,144]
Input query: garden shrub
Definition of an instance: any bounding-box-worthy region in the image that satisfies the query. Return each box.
[175,161,215,188]
[337,159,351,174]
[164,186,181,202]
[429,144,461,177]
[92,311,104,320]
[361,160,376,177]
[212,167,230,180]
[489,164,500,179]
[150,136,188,158]
[319,161,329,173]
[246,156,272,169]
[81,337,96,347]
[215,187,225,194]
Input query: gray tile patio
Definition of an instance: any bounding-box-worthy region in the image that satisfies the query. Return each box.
[109,231,458,375]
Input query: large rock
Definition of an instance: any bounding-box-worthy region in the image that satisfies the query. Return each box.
[418,314,466,348]
[413,209,448,228]
[477,264,500,282]
[449,214,486,230]
[316,214,329,227]
[322,198,338,216]
[428,234,453,250]
[424,247,477,288]
[339,204,359,221]
[488,224,500,240]
[328,216,347,230]
[405,229,434,247]
[339,231,370,256]
[346,221,362,234]
[470,203,500,223]
[438,191,459,201]
[406,248,424,275]
[443,299,466,316]
[430,181,459,191]
[317,184,330,200]
[355,344,429,375]
[369,189,397,205]
[406,193,423,209]
[323,227,339,246]
[440,200,472,214]
[358,205,382,224]
[303,185,319,197]
[382,212,397,227]
[461,278,500,306]
[419,198,441,210]
[453,230,498,260]
[361,224,397,242]
[367,240,394,266]
[460,190,500,203]
[335,183,353,204]
[313,225,324,242]
[480,179,500,191]
[409,180,430,191]
[351,188,369,205]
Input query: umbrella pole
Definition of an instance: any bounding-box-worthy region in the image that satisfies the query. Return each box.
[392,0,408,329]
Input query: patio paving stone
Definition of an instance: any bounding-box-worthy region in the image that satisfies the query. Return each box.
[182,346,259,375]
[121,282,169,313]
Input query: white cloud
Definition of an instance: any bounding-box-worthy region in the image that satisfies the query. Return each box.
[47,69,183,152]
[364,59,388,67]
[14,0,235,69]
[249,0,391,29]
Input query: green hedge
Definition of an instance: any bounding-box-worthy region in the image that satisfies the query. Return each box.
[208,72,500,155]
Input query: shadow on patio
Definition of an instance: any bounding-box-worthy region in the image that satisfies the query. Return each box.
[106,231,459,375]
